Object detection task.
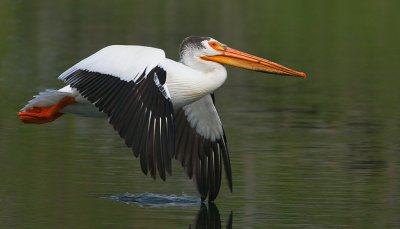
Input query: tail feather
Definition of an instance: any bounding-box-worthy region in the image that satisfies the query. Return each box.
[19,89,75,124]
[20,89,71,112]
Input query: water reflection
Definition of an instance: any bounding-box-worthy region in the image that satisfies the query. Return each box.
[189,203,232,229]
[107,193,233,228]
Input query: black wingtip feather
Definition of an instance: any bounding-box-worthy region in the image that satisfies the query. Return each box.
[63,69,175,182]
[220,138,232,192]
[174,94,232,201]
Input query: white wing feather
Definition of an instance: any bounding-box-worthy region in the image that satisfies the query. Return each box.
[182,95,224,141]
[59,45,166,82]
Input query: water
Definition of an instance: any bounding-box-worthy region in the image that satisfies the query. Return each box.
[1,0,400,228]
[108,193,200,207]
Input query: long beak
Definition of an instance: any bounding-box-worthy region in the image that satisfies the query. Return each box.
[201,47,307,78]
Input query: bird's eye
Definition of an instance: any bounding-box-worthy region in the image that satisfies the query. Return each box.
[208,41,225,51]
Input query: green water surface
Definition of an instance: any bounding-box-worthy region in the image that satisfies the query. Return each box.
[0,0,399,228]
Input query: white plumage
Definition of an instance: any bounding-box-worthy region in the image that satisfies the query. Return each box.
[21,89,71,111]
[59,45,166,82]
[182,95,223,141]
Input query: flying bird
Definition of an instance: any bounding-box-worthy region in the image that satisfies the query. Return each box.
[18,36,306,201]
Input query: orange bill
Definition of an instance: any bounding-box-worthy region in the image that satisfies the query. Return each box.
[201,46,307,78]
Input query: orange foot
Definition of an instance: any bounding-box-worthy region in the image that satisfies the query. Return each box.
[18,96,76,124]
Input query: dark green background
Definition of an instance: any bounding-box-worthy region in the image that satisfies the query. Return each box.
[1,0,399,228]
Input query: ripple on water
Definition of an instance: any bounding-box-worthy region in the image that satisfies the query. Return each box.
[107,193,200,207]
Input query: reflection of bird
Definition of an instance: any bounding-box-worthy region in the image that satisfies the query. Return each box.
[19,36,306,201]
[190,202,233,229]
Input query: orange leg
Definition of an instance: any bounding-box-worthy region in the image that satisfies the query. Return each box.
[18,96,76,124]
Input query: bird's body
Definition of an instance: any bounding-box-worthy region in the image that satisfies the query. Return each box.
[19,36,306,201]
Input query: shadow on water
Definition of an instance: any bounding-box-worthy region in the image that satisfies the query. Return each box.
[107,193,232,228]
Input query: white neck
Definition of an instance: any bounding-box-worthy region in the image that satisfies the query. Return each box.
[165,59,227,109]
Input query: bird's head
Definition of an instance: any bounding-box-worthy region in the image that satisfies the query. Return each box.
[179,36,306,78]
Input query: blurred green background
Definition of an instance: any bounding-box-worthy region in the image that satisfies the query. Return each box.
[0,0,399,228]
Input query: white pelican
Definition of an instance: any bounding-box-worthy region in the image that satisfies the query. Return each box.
[19,36,306,201]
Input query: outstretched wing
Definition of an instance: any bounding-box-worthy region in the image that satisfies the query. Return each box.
[175,94,232,201]
[59,45,175,181]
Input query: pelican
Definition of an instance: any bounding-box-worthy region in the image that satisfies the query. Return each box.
[18,36,306,201]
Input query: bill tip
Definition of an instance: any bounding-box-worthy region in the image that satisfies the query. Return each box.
[299,72,307,78]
